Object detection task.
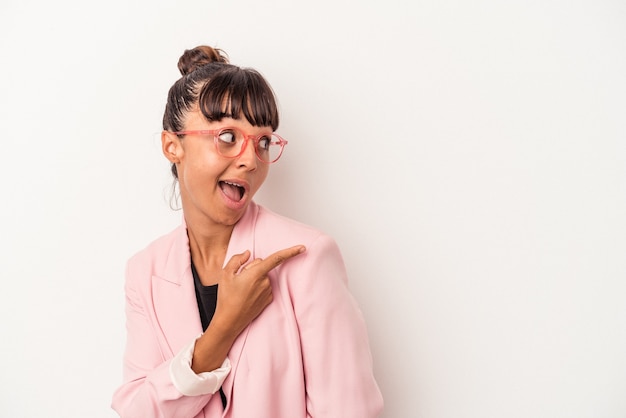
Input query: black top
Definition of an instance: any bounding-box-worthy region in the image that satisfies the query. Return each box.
[192,262,218,330]
[191,261,227,409]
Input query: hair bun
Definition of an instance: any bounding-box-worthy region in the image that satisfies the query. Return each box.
[177,46,229,76]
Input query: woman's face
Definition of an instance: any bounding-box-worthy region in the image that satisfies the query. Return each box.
[163,109,271,229]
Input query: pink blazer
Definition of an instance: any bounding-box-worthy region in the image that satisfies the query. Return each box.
[111,202,383,417]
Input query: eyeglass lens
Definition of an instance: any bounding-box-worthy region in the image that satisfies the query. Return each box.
[215,129,283,163]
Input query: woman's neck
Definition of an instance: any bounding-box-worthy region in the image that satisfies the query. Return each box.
[185,216,234,284]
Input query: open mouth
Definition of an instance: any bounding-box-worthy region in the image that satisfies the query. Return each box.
[219,180,245,202]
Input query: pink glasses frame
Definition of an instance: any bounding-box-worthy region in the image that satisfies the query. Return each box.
[167,127,288,164]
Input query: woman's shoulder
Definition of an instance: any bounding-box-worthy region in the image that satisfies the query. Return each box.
[252,204,341,255]
[255,204,327,241]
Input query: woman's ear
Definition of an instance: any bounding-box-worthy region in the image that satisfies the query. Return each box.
[162,131,183,163]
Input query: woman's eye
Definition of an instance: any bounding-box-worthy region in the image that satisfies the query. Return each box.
[258,136,271,151]
[217,131,237,144]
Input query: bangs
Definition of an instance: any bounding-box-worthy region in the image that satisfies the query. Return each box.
[197,67,279,130]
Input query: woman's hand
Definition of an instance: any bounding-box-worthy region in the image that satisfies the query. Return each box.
[191,245,306,373]
[214,245,306,337]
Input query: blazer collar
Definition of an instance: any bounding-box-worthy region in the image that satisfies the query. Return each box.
[159,221,192,285]
[222,201,259,266]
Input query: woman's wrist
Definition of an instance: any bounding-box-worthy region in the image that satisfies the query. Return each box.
[191,323,237,373]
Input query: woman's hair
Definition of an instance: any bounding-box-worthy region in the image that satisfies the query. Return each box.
[163,45,280,179]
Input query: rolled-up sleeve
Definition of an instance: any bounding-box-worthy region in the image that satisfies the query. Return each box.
[170,336,231,396]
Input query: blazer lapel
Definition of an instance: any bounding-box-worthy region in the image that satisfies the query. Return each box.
[151,224,203,358]
[221,202,259,401]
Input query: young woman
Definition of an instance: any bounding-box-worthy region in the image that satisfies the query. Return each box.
[111,45,383,418]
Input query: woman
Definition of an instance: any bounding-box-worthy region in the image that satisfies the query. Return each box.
[111,45,383,417]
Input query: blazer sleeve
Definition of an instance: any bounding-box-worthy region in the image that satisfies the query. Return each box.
[111,261,216,418]
[288,234,384,417]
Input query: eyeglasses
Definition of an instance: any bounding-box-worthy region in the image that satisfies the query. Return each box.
[168,127,288,164]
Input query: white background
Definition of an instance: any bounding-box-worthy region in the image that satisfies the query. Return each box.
[1,0,625,417]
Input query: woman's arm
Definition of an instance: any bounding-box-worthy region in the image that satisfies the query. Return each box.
[289,234,384,418]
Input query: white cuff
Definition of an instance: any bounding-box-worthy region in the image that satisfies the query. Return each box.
[169,335,231,396]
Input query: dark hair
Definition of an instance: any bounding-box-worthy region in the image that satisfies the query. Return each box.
[163,45,280,179]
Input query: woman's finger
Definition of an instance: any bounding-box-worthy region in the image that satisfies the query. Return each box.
[247,245,306,277]
[223,250,251,275]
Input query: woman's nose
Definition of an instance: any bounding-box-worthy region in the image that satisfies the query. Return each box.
[236,137,258,169]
